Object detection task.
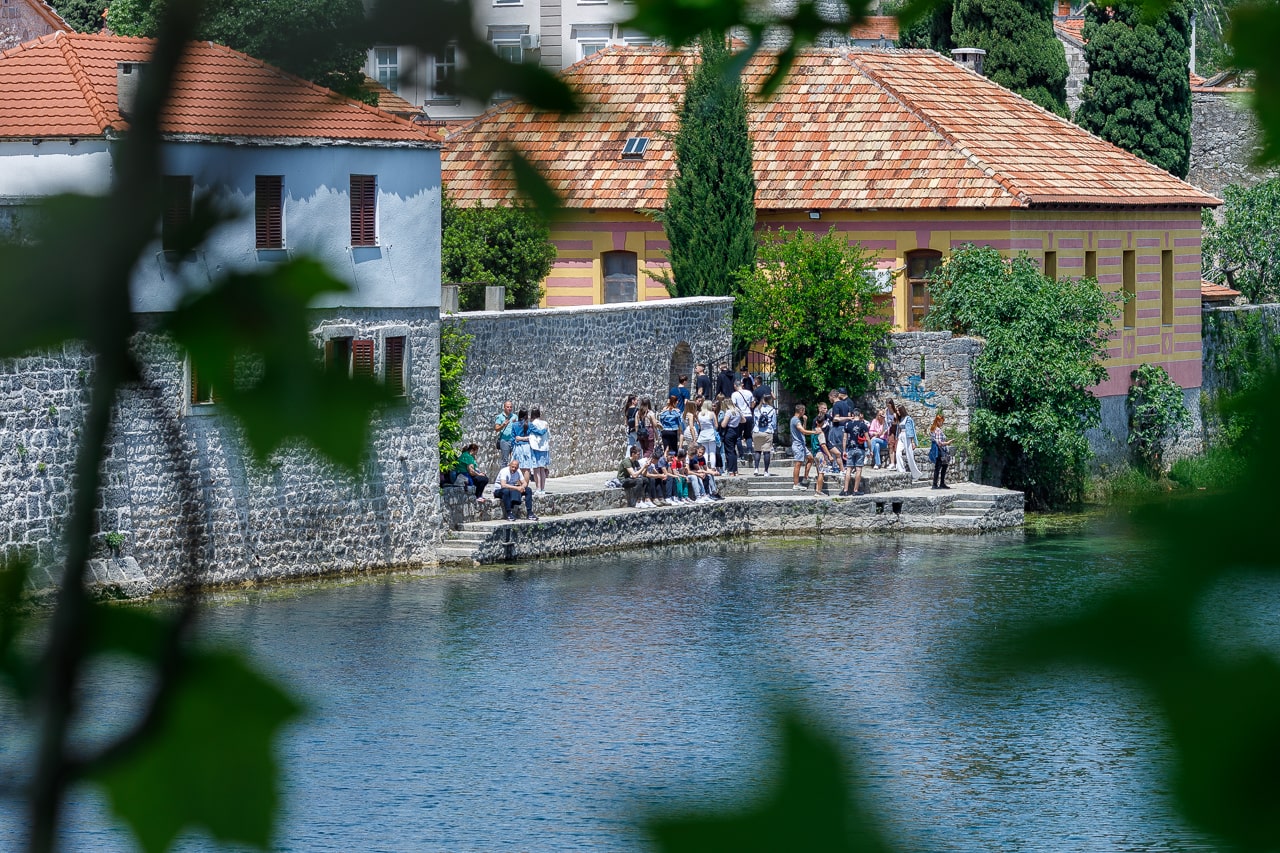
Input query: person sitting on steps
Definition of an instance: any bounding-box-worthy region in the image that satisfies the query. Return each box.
[494,458,538,521]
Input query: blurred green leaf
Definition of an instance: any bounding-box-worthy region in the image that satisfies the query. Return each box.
[165,259,393,471]
[92,648,302,853]
[646,712,897,853]
[1231,1,1280,165]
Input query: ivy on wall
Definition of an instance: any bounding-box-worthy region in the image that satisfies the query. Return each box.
[439,322,472,476]
[1202,308,1280,446]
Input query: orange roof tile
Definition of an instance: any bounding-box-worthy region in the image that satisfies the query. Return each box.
[0,32,440,144]
[360,75,421,117]
[1201,280,1241,300]
[849,16,900,42]
[1054,17,1087,44]
[443,47,1217,211]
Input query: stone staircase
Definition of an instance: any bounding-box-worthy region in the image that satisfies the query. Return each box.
[745,465,922,497]
[937,493,999,522]
[436,526,494,563]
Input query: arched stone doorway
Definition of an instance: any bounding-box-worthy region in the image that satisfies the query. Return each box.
[669,341,694,392]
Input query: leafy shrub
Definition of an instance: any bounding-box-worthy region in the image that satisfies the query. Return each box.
[1127,363,1191,475]
[925,245,1119,510]
[438,322,472,475]
[442,192,555,310]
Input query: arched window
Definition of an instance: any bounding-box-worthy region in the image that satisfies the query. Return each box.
[905,249,943,330]
[669,341,694,391]
[602,251,637,303]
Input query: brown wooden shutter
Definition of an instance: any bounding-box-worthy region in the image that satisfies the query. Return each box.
[190,361,200,404]
[162,175,192,251]
[384,336,406,395]
[350,175,377,247]
[255,175,283,248]
[352,339,375,379]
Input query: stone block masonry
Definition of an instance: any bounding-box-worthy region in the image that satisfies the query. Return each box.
[865,332,981,434]
[1,307,442,594]
[449,297,734,478]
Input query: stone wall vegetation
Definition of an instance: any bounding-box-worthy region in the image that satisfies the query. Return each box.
[1201,303,1280,445]
[1190,91,1280,199]
[2,308,442,593]
[448,297,734,477]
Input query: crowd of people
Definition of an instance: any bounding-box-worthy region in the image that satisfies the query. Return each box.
[450,364,956,521]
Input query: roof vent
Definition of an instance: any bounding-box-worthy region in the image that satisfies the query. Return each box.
[622,136,649,159]
[117,61,150,120]
[951,48,986,76]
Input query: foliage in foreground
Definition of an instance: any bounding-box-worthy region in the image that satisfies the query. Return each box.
[734,228,890,405]
[924,245,1117,510]
[441,191,556,310]
[1202,177,1280,304]
[654,31,756,299]
[106,0,373,100]
[1126,363,1191,475]
[950,0,1069,116]
[1076,0,1193,178]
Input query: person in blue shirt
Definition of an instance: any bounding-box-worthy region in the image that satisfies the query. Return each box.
[669,376,691,410]
[493,400,517,466]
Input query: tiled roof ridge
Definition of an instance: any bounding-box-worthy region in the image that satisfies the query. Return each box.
[194,39,442,142]
[59,33,114,134]
[840,49,1031,206]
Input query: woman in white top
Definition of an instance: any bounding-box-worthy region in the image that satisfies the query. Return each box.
[752,394,778,475]
[695,401,719,472]
[527,407,551,496]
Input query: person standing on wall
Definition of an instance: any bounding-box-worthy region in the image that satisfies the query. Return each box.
[528,407,551,496]
[494,400,517,466]
[669,375,691,410]
[752,394,778,476]
[694,364,713,401]
[894,404,925,481]
[929,413,952,490]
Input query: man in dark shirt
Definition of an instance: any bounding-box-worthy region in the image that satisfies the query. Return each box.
[716,364,735,399]
[739,368,754,392]
[669,375,691,409]
[694,364,713,400]
[841,410,869,496]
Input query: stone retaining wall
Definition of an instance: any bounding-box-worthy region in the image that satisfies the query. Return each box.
[2,308,442,593]
[448,297,734,478]
[864,332,981,435]
[1190,91,1279,200]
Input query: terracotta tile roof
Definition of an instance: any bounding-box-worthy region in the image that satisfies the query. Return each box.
[443,47,1217,211]
[1201,279,1241,301]
[0,32,440,143]
[1054,17,1087,44]
[359,75,422,117]
[849,16,899,42]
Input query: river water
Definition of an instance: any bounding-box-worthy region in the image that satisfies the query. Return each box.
[2,512,1238,851]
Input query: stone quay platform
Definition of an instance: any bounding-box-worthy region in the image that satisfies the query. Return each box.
[438,465,1024,565]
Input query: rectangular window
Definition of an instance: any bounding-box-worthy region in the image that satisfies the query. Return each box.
[906,250,943,331]
[493,40,522,64]
[161,175,192,251]
[1122,249,1136,329]
[375,47,399,93]
[1044,251,1057,281]
[189,357,231,406]
[1161,250,1174,326]
[384,336,406,396]
[431,44,457,99]
[325,337,352,376]
[1084,250,1097,280]
[352,339,375,380]
[254,175,283,249]
[349,175,377,247]
[579,40,608,60]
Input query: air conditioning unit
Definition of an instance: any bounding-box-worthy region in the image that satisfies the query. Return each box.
[520,33,541,50]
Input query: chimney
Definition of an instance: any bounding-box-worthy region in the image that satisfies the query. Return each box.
[116,61,149,120]
[1057,0,1071,17]
[951,48,986,76]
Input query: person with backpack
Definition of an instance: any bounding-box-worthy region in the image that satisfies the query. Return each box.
[841,410,869,496]
[752,393,778,476]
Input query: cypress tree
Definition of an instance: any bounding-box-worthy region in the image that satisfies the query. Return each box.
[657,31,756,298]
[951,0,1070,116]
[1075,0,1193,178]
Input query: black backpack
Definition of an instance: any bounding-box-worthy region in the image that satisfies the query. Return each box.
[756,408,773,433]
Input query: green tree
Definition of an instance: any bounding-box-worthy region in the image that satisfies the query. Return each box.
[655,30,756,298]
[441,191,556,310]
[1126,362,1192,474]
[1202,177,1280,302]
[106,0,371,100]
[734,228,890,406]
[893,0,954,51]
[1076,0,1193,177]
[924,245,1118,509]
[951,0,1070,116]
[48,0,106,32]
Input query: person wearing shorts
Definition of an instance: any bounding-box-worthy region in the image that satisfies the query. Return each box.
[841,411,869,496]
[790,405,817,490]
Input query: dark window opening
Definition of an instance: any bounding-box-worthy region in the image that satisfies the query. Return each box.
[1123,250,1136,329]
[905,249,943,331]
[1085,250,1097,280]
[350,174,377,247]
[162,175,193,252]
[255,175,283,249]
[1161,250,1174,326]
[1044,250,1057,281]
[326,337,353,376]
[602,250,638,303]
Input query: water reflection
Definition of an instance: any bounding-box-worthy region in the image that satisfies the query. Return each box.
[0,525,1236,851]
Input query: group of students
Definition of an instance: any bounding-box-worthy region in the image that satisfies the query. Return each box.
[623,363,781,478]
[787,389,954,495]
[614,443,728,508]
[451,401,554,521]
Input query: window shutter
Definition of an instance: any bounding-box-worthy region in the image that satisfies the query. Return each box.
[162,175,192,251]
[255,175,283,248]
[190,361,200,405]
[350,175,377,247]
[384,336,406,396]
[352,339,375,379]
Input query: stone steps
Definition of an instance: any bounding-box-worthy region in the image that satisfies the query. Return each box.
[937,494,998,522]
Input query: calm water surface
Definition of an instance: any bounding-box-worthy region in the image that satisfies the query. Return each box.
[3,512,1246,851]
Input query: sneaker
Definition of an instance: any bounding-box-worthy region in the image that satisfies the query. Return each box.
[792,484,806,491]
[752,470,762,476]
[839,490,849,497]
[713,494,725,501]
[528,514,539,521]
[534,490,547,498]
[638,500,651,508]
[506,513,515,521]
[697,495,713,503]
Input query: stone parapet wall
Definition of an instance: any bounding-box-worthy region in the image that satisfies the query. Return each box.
[3,308,442,593]
[449,297,734,478]
[863,332,981,435]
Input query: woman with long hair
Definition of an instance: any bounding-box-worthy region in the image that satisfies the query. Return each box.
[682,399,700,450]
[528,407,551,495]
[894,404,924,480]
[622,394,638,450]
[658,394,684,454]
[696,400,719,472]
[717,396,743,475]
[635,397,658,458]
[928,413,952,490]
[512,408,533,478]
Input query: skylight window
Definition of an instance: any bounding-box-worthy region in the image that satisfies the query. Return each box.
[622,137,649,159]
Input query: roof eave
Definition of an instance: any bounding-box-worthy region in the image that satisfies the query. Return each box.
[154,133,442,149]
